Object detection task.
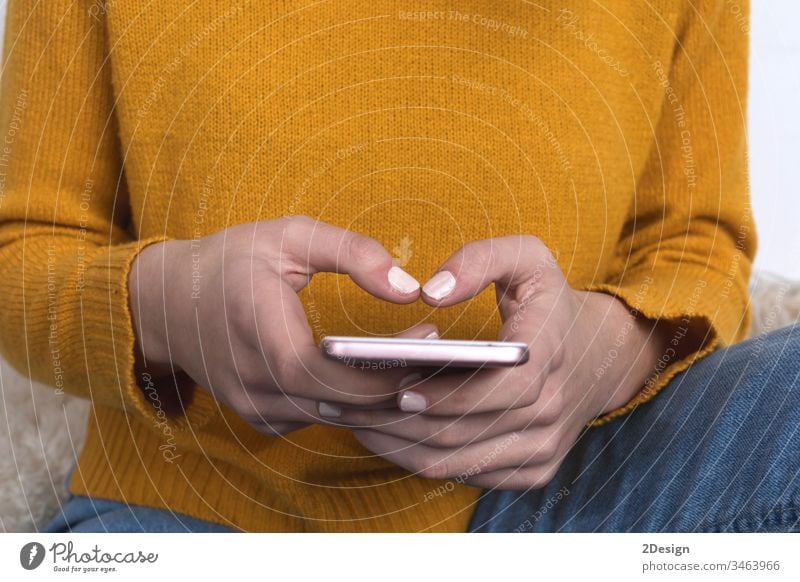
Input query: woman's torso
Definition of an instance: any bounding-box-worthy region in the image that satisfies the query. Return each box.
[97,0,681,530]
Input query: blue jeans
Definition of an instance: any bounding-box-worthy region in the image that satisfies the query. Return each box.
[469,324,800,532]
[44,325,800,533]
[42,494,236,532]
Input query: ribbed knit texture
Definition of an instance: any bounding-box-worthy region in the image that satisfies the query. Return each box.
[0,1,753,531]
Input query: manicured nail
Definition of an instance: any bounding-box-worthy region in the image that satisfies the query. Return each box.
[423,271,456,300]
[318,402,342,418]
[424,330,439,339]
[398,372,422,389]
[388,266,420,294]
[399,391,427,412]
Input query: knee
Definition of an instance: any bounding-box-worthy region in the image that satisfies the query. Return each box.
[728,323,800,410]
[740,323,800,374]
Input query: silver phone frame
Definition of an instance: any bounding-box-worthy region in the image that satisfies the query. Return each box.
[320,336,529,368]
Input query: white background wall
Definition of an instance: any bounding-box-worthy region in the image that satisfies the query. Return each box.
[0,1,798,277]
[748,1,800,278]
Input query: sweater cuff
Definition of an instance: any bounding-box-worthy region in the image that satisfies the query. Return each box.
[579,259,750,426]
[75,236,218,432]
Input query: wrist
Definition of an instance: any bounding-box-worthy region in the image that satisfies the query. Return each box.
[579,291,675,415]
[129,239,189,376]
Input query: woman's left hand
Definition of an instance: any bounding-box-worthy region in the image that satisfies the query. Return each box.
[319,236,676,489]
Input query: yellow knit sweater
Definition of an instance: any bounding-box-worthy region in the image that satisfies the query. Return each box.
[0,1,754,532]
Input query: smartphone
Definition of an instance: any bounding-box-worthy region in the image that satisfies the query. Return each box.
[320,336,529,368]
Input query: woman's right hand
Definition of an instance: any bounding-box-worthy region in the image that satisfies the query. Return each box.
[128,215,431,435]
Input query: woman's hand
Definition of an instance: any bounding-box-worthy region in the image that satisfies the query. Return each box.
[319,235,680,489]
[128,215,434,436]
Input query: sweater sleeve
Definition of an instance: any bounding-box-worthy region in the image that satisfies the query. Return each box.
[0,1,215,430]
[583,0,756,425]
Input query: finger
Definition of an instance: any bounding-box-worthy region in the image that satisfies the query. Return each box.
[279,215,421,302]
[312,319,442,405]
[352,428,558,481]
[461,465,562,491]
[233,390,333,425]
[393,361,562,416]
[314,323,440,416]
[252,283,411,405]
[282,344,415,405]
[333,405,531,447]
[420,235,560,306]
[249,421,312,437]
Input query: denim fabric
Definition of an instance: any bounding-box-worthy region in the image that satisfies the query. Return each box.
[468,324,800,532]
[42,325,800,533]
[41,493,237,533]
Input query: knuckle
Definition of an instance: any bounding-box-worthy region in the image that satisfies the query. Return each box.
[333,387,385,407]
[521,234,555,264]
[549,340,566,369]
[271,352,301,391]
[413,453,449,480]
[340,408,372,427]
[221,279,256,332]
[335,393,364,406]
[533,399,562,425]
[280,214,313,241]
[283,214,313,227]
[531,464,560,489]
[346,233,385,266]
[428,425,463,448]
[518,234,544,253]
[237,360,266,389]
[228,299,255,336]
[332,389,378,409]
[539,384,567,420]
[507,369,541,408]
[458,240,493,272]
[548,388,565,414]
[534,438,560,463]
[529,382,564,424]
[417,461,450,481]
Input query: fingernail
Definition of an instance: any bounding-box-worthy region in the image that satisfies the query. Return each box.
[422,271,456,300]
[398,372,422,389]
[399,391,427,412]
[318,402,342,418]
[388,266,420,294]
[424,330,439,339]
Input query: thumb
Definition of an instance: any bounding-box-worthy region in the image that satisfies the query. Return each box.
[420,235,561,307]
[280,215,421,303]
